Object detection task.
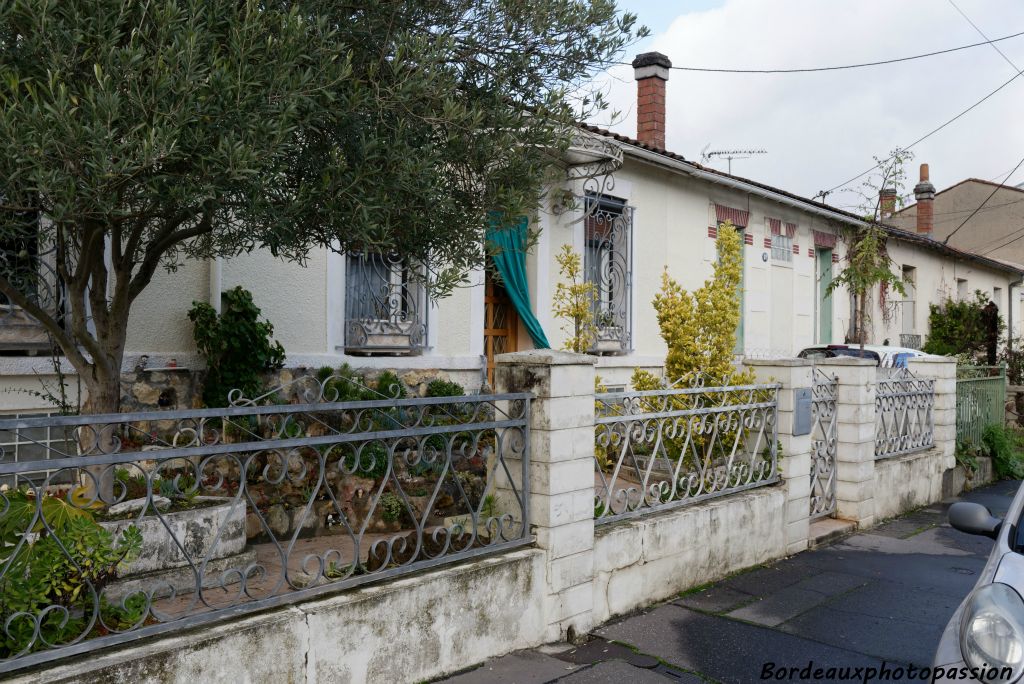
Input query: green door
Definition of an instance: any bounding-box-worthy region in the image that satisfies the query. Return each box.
[818,249,833,344]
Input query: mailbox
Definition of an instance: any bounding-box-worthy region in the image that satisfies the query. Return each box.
[793,387,813,436]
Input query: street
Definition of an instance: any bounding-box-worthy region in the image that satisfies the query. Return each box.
[441,479,1020,684]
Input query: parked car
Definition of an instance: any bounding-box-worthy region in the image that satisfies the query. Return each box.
[934,491,1024,682]
[796,344,936,368]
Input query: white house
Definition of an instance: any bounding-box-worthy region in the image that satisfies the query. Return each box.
[1,52,1020,411]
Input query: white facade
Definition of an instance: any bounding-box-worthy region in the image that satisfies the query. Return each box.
[1,131,1020,411]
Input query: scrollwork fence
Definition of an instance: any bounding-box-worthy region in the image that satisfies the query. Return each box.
[875,367,935,459]
[809,370,838,520]
[0,374,530,673]
[593,378,779,524]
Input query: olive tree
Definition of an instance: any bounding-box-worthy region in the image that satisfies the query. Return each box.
[0,0,644,414]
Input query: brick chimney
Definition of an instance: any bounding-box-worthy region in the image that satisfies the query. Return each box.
[632,52,672,150]
[914,163,936,235]
[879,187,897,219]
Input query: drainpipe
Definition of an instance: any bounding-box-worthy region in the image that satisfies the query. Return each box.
[209,257,223,313]
[1010,277,1023,358]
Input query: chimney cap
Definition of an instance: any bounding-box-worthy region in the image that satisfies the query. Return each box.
[632,52,673,70]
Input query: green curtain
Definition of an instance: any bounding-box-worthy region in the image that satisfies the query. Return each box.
[486,216,551,349]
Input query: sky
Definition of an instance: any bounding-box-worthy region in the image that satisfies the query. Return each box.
[589,0,1024,213]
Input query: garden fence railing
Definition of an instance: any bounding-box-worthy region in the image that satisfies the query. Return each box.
[0,373,530,673]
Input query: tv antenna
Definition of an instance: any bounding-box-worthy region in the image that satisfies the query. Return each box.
[700,146,767,174]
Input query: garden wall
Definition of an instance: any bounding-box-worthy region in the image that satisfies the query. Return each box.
[8,549,546,684]
[592,488,787,623]
[873,447,950,521]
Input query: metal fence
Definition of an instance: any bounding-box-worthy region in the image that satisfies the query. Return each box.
[809,370,838,520]
[0,374,531,673]
[593,377,779,524]
[956,365,1006,449]
[875,367,935,459]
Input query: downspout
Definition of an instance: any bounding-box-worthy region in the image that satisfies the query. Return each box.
[209,257,223,313]
[1010,276,1023,358]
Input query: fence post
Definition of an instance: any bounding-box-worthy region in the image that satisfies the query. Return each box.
[908,357,957,470]
[817,356,877,528]
[744,358,813,554]
[495,350,596,642]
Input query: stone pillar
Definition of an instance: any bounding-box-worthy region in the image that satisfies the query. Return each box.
[818,357,877,528]
[745,358,813,555]
[495,350,596,642]
[908,357,957,470]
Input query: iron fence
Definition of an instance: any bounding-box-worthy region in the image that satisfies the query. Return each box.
[956,365,1006,449]
[809,369,838,520]
[875,367,935,459]
[593,377,779,524]
[0,374,530,673]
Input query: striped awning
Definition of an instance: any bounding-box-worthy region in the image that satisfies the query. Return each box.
[715,204,749,228]
[767,218,782,235]
[784,222,797,238]
[812,230,837,248]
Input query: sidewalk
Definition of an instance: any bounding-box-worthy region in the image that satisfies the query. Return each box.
[437,479,1019,684]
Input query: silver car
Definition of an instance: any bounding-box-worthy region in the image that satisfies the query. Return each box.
[935,491,1024,682]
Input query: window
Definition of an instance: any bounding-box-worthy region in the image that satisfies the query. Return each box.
[771,234,792,262]
[344,252,426,355]
[0,211,62,352]
[994,286,1003,311]
[584,194,633,354]
[957,278,968,301]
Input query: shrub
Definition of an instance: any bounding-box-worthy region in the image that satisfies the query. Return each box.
[374,370,408,399]
[922,291,1003,360]
[426,379,464,398]
[0,491,143,656]
[378,492,405,523]
[552,244,597,353]
[189,287,285,407]
[982,424,1024,479]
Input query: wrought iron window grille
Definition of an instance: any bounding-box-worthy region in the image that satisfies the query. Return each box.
[584,194,632,355]
[344,252,427,355]
[0,213,64,352]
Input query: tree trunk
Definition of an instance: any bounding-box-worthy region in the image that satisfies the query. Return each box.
[78,367,122,504]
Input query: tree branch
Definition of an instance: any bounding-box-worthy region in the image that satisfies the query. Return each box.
[0,273,89,372]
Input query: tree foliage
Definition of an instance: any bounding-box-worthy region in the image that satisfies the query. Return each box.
[0,0,644,412]
[827,226,905,348]
[634,222,754,388]
[922,291,1003,359]
[552,244,597,353]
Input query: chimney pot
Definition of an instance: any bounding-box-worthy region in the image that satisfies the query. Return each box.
[632,52,672,150]
[914,163,936,235]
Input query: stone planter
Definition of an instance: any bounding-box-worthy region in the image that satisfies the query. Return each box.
[102,497,253,600]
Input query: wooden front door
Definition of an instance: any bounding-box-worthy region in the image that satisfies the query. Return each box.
[484,271,519,388]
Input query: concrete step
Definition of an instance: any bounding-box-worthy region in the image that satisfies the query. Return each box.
[808,518,857,548]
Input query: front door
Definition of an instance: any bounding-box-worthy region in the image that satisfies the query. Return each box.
[817,249,833,344]
[484,271,519,389]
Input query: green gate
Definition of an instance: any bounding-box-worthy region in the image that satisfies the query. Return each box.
[956,365,1006,449]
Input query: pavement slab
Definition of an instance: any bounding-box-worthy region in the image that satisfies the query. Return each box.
[442,650,581,684]
[596,604,885,683]
[675,585,755,614]
[555,660,691,683]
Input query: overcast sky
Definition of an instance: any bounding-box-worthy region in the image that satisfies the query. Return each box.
[590,0,1024,213]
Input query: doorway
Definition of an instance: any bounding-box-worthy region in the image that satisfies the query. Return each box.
[817,249,833,344]
[484,271,519,388]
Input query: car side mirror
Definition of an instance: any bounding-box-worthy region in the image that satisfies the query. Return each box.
[949,502,1002,540]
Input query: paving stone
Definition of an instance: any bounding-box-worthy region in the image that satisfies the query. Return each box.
[554,637,659,669]
[727,586,830,627]
[596,604,883,683]
[443,650,580,684]
[555,660,678,683]
[817,581,964,627]
[778,605,944,667]
[674,585,755,613]
[790,570,871,597]
[721,559,821,597]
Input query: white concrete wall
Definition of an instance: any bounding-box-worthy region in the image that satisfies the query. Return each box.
[873,448,949,521]
[8,549,547,684]
[592,488,787,624]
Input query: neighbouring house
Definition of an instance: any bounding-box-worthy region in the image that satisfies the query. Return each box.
[888,168,1024,326]
[1,51,1022,412]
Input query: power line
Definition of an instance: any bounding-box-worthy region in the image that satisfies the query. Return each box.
[947,0,1021,73]
[943,154,1024,244]
[616,29,1024,74]
[819,68,1024,197]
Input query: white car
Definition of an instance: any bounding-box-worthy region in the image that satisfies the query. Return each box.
[935,492,1024,682]
[796,344,938,368]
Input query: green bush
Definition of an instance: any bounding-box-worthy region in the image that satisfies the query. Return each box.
[922,291,1003,359]
[0,491,143,656]
[189,287,286,407]
[982,424,1024,479]
[375,370,407,399]
[426,379,464,398]
[379,492,405,523]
